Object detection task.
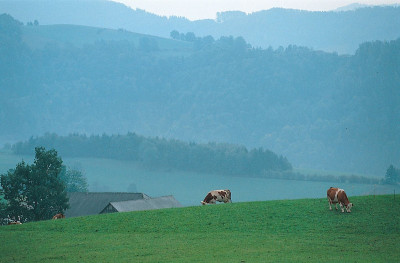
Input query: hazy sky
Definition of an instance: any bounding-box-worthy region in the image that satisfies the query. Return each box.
[113,0,400,20]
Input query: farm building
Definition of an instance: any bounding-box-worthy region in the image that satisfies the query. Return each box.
[65,192,149,218]
[64,192,182,218]
[100,195,182,214]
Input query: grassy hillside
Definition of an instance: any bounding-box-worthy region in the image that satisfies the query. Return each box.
[1,195,399,262]
[21,24,193,52]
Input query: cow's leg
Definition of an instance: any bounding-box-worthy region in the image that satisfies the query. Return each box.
[335,203,338,210]
[328,198,333,210]
[339,203,345,213]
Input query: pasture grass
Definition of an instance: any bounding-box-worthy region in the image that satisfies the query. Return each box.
[1,195,399,262]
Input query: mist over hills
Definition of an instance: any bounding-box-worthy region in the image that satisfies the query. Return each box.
[1,0,400,54]
[1,12,399,176]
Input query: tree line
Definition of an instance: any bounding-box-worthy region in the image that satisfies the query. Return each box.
[10,133,398,185]
[11,133,292,176]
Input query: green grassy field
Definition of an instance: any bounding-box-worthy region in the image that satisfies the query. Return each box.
[1,195,399,262]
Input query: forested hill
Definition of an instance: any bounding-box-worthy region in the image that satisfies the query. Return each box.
[1,0,400,54]
[1,14,399,175]
[10,133,292,176]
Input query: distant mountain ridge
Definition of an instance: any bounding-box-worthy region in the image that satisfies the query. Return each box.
[334,3,400,11]
[1,0,400,54]
[334,3,370,11]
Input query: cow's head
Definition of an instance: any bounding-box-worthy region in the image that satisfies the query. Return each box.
[346,203,353,212]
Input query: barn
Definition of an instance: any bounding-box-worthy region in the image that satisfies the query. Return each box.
[65,192,182,218]
[100,195,182,214]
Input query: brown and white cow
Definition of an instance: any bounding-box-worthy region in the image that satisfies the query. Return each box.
[327,187,353,213]
[52,213,66,220]
[201,189,232,205]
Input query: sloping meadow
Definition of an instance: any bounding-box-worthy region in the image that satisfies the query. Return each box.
[1,195,399,262]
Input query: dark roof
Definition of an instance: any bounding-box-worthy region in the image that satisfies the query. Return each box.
[100,195,183,214]
[65,192,150,218]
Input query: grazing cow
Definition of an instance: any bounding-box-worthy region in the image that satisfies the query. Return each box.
[52,213,65,220]
[327,187,353,213]
[201,189,232,205]
[8,221,22,225]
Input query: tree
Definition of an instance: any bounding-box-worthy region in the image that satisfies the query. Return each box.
[383,165,399,185]
[170,30,180,40]
[1,161,32,222]
[59,166,89,192]
[0,147,69,222]
[184,32,196,42]
[0,187,9,224]
[0,14,23,41]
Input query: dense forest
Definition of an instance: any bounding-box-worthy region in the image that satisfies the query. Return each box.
[1,14,399,175]
[9,133,384,185]
[10,133,292,177]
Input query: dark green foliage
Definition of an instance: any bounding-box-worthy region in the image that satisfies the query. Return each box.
[59,166,88,192]
[11,133,292,176]
[0,13,22,40]
[383,165,400,185]
[170,30,180,40]
[170,30,217,50]
[0,147,69,223]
